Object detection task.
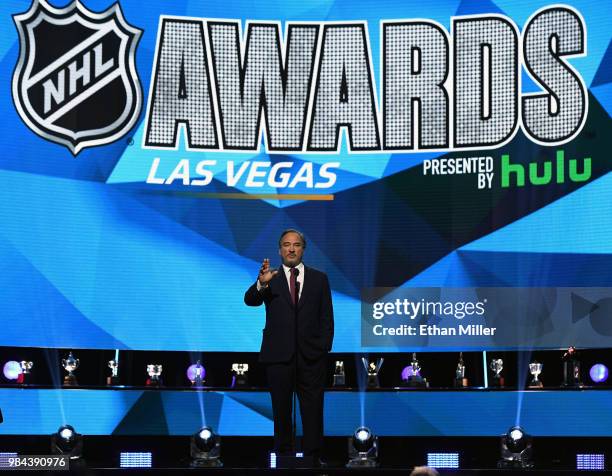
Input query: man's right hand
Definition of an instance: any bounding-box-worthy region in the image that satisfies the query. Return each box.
[258,258,278,286]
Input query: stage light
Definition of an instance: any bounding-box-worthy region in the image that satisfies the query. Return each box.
[198,428,213,447]
[3,361,21,380]
[51,425,83,460]
[354,427,373,451]
[508,427,525,449]
[427,452,459,469]
[190,426,222,467]
[347,426,378,468]
[120,452,152,468]
[577,454,605,470]
[589,364,609,384]
[498,426,533,469]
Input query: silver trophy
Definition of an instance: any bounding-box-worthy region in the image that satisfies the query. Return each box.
[147,364,163,386]
[489,358,504,387]
[19,361,33,385]
[62,352,80,386]
[455,352,468,387]
[362,357,384,388]
[528,361,543,388]
[20,361,33,374]
[107,360,119,385]
[231,363,249,387]
[333,360,346,387]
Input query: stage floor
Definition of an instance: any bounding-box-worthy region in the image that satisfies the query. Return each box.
[3,468,612,475]
[0,435,609,474]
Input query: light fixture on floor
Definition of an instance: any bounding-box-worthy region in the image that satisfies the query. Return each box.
[51,425,83,461]
[190,426,222,467]
[498,425,533,469]
[347,426,378,467]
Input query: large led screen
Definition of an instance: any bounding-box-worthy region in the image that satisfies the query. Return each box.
[1,0,611,351]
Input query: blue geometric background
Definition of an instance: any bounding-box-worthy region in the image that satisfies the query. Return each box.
[1,387,611,436]
[0,0,611,351]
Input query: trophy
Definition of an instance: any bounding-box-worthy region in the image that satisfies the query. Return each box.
[186,361,206,387]
[194,361,205,387]
[146,364,163,386]
[562,346,582,387]
[18,361,33,385]
[455,352,468,387]
[62,352,80,386]
[362,357,384,388]
[489,358,504,387]
[231,363,249,388]
[528,361,543,388]
[107,360,119,386]
[333,360,346,387]
[401,353,428,387]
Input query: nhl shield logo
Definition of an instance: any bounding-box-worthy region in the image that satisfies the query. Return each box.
[12,0,142,155]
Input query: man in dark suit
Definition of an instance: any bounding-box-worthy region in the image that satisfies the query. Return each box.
[244,229,334,461]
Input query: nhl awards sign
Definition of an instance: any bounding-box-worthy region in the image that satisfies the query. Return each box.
[12,0,142,155]
[11,1,589,164]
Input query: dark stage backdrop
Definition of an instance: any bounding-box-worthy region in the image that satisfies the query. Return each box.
[1,0,611,352]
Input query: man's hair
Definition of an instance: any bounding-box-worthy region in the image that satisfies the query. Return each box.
[278,229,306,249]
[410,467,439,476]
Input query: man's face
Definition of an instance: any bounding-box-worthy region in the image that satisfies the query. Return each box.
[279,232,304,267]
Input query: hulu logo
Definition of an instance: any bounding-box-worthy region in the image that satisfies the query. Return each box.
[501,151,591,188]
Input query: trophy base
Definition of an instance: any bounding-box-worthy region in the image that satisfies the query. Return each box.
[528,380,543,389]
[454,378,469,388]
[107,376,120,386]
[490,376,505,388]
[146,378,163,387]
[63,375,78,386]
[231,376,248,388]
[402,377,428,388]
[367,375,380,388]
[333,375,346,386]
[17,373,30,385]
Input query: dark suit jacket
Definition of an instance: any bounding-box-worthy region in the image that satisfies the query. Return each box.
[244,265,334,363]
